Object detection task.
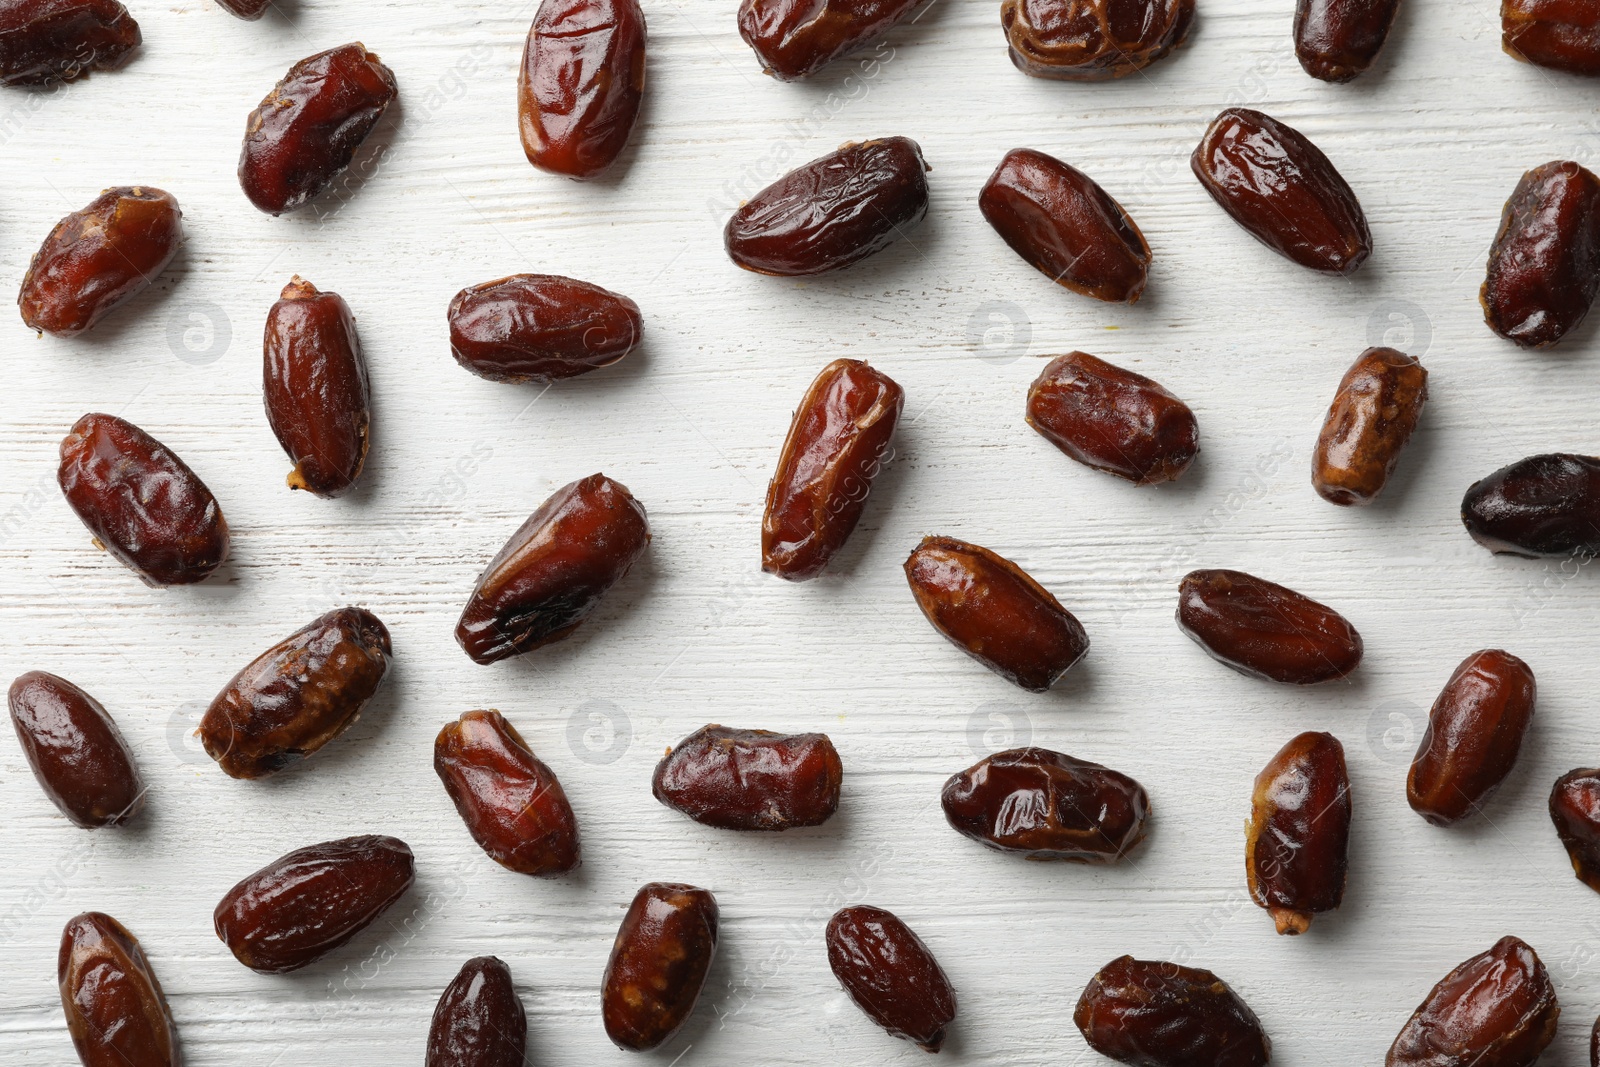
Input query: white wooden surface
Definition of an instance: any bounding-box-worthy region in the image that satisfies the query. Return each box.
[4,0,1600,1062]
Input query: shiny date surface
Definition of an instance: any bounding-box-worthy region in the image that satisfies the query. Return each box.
[1026,351,1198,484]
[652,724,843,831]
[214,0,269,18]
[1481,161,1600,347]
[602,883,718,1051]
[59,912,177,1067]
[1001,0,1193,79]
[1387,936,1558,1067]
[1407,649,1536,826]
[518,0,646,179]
[1295,0,1402,81]
[1177,568,1362,684]
[827,905,956,1052]
[1461,453,1600,557]
[1075,955,1271,1067]
[1504,0,1600,75]
[1551,767,1600,895]
[1312,346,1427,506]
[9,671,143,828]
[1246,731,1350,935]
[738,0,919,79]
[426,956,526,1067]
[447,274,642,385]
[0,0,138,85]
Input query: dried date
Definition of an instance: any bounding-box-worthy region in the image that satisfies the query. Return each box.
[739,0,920,79]
[1461,453,1600,557]
[518,0,646,179]
[0,0,138,86]
[264,276,370,497]
[447,274,642,385]
[1481,161,1600,348]
[1002,0,1193,79]
[1177,568,1362,684]
[652,724,843,831]
[1504,0,1600,75]
[9,671,143,828]
[602,883,718,1051]
[1246,731,1350,935]
[1026,351,1198,484]
[1550,767,1600,894]
[1387,936,1558,1067]
[59,912,177,1067]
[1311,347,1427,506]
[1075,955,1271,1067]
[826,905,956,1052]
[1295,0,1402,81]
[1407,649,1535,826]
[214,0,269,18]
[426,956,526,1067]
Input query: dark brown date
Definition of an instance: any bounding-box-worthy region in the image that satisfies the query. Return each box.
[215,0,269,19]
[199,607,392,779]
[905,535,1088,692]
[1075,955,1271,1067]
[456,473,649,664]
[264,276,370,497]
[9,671,143,828]
[214,835,414,974]
[652,724,843,831]
[1504,0,1600,75]
[426,956,526,1067]
[59,912,177,1067]
[20,186,180,337]
[1295,0,1402,81]
[1387,936,1558,1067]
[762,358,904,580]
[239,42,397,215]
[0,0,138,86]
[1461,453,1600,557]
[941,747,1149,861]
[1026,352,1198,485]
[58,413,229,587]
[434,709,581,874]
[1407,649,1536,826]
[1001,0,1193,79]
[602,882,718,1051]
[739,0,920,79]
[1192,108,1371,275]
[1312,347,1428,506]
[1177,568,1362,684]
[1550,767,1600,894]
[725,137,929,276]
[826,905,956,1052]
[1481,161,1600,348]
[1246,731,1350,935]
[518,0,646,179]
[447,274,642,385]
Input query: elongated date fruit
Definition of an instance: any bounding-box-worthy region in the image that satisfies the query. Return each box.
[726,137,929,276]
[905,535,1088,692]
[1002,0,1192,79]
[652,725,843,831]
[942,747,1149,861]
[1461,453,1600,557]
[1312,347,1427,506]
[1550,767,1600,895]
[602,883,718,1051]
[1504,0,1600,75]
[1387,936,1558,1067]
[1407,649,1535,826]
[739,0,920,79]
[264,276,370,497]
[59,413,229,587]
[1177,569,1362,684]
[239,43,397,215]
[1246,731,1350,935]
[59,913,177,1067]
[214,0,269,18]
[827,905,956,1052]
[456,473,649,665]
[518,0,646,179]
[762,358,903,580]
[426,956,526,1067]
[1075,955,1270,1067]
[1295,0,1402,81]
[434,709,581,874]
[1481,161,1600,348]
[1193,108,1371,275]
[1026,352,1198,485]
[199,607,392,779]
[0,0,139,86]
[447,274,642,385]
[10,671,143,828]
[215,835,414,974]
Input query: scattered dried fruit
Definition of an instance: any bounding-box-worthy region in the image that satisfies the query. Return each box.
[1312,347,1427,506]
[1407,649,1536,826]
[59,912,177,1067]
[447,274,642,385]
[1387,936,1558,1067]
[9,670,143,828]
[518,0,646,178]
[1177,568,1362,684]
[1246,731,1350,934]
[1001,0,1193,79]
[0,0,139,86]
[1461,453,1600,557]
[1026,351,1198,484]
[426,956,527,1067]
[1295,0,1402,81]
[652,724,843,831]
[1075,955,1271,1067]
[738,0,920,79]
[1503,0,1600,75]
[1481,160,1600,347]
[1550,767,1600,895]
[602,882,718,1051]
[826,905,956,1052]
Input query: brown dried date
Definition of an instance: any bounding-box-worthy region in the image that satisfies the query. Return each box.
[518,0,646,179]
[59,912,177,1067]
[10,671,143,828]
[1504,0,1600,75]
[1177,568,1362,684]
[826,905,956,1052]
[739,0,920,79]
[1461,453,1600,557]
[941,747,1149,861]
[762,358,903,580]
[1001,0,1193,79]
[214,0,269,19]
[447,274,642,385]
[434,709,581,874]
[1407,649,1536,826]
[1246,731,1350,935]
[199,606,392,779]
[1295,0,1402,81]
[239,43,397,216]
[905,535,1088,692]
[1192,108,1371,275]
[1387,936,1558,1067]
[426,956,526,1067]
[652,724,843,831]
[602,882,718,1051]
[1550,767,1600,894]
[1075,955,1271,1067]
[264,276,370,497]
[1481,161,1600,348]
[725,137,929,276]
[456,473,649,665]
[0,0,138,86]
[214,835,414,974]
[1026,352,1198,485]
[1312,347,1427,506]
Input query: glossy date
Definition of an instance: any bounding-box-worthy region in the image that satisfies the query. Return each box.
[1026,351,1198,484]
[447,274,642,385]
[1387,936,1558,1067]
[9,671,143,828]
[1461,453,1600,557]
[826,905,956,1052]
[1177,568,1362,684]
[1550,767,1600,895]
[1075,955,1271,1067]
[1001,0,1193,79]
[426,956,526,1067]
[0,0,138,86]
[214,0,269,18]
[1312,346,1427,506]
[1246,731,1350,935]
[518,0,646,179]
[1503,0,1600,75]
[264,276,370,497]
[1407,649,1536,826]
[1481,161,1600,347]
[602,883,718,1051]
[59,912,177,1067]
[738,0,919,79]
[652,724,843,831]
[1295,0,1402,81]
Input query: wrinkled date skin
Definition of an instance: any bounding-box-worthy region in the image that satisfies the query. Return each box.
[1075,955,1271,1067]
[827,905,956,1052]
[1312,347,1428,506]
[905,535,1089,692]
[1407,650,1536,826]
[1026,352,1198,485]
[762,358,904,581]
[979,148,1151,303]
[20,186,180,337]
[58,413,229,587]
[1246,731,1350,935]
[456,473,649,665]
[1295,0,1403,81]
[738,0,921,79]
[1550,767,1600,895]
[214,0,269,18]
[1192,108,1371,275]
[59,913,177,1067]
[0,0,138,86]
[652,724,843,831]
[1504,0,1600,74]
[941,746,1149,862]
[1461,453,1600,557]
[239,43,397,216]
[1001,0,1193,79]
[447,274,642,385]
[1387,936,1558,1067]
[602,883,718,1051]
[434,709,581,874]
[426,956,526,1067]
[264,276,370,497]
[9,671,143,828]
[725,137,930,276]
[214,835,415,974]
[199,607,392,779]
[518,0,646,179]
[1177,569,1363,684]
[1481,161,1600,348]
